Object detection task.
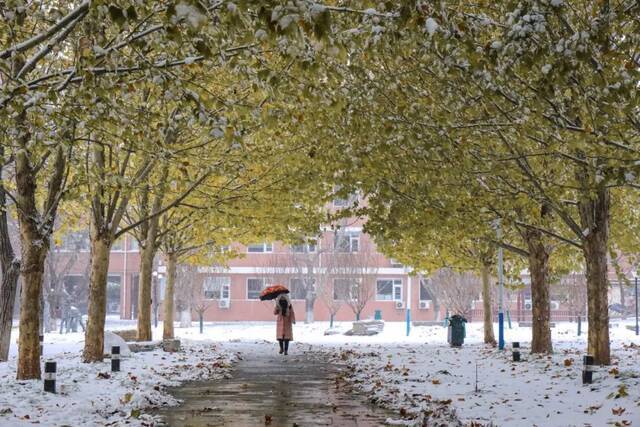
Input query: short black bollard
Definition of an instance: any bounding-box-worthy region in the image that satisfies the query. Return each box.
[39,335,44,358]
[582,355,594,384]
[512,342,521,362]
[44,360,56,393]
[111,346,120,372]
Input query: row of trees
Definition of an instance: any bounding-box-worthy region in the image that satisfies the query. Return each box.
[0,1,636,379]
[1,1,386,379]
[272,0,640,365]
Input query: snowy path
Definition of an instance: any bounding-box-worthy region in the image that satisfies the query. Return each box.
[153,343,393,426]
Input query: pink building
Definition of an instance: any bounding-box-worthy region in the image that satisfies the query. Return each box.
[159,224,443,323]
[53,233,141,320]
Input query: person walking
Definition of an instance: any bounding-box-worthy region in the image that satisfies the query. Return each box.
[274,294,295,355]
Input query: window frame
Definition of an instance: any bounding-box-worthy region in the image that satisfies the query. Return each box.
[419,278,435,302]
[203,276,231,300]
[246,277,266,300]
[291,243,317,253]
[247,242,273,253]
[289,277,313,300]
[334,232,360,253]
[333,278,360,300]
[376,278,403,301]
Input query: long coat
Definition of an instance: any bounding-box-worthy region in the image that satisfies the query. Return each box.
[274,304,295,341]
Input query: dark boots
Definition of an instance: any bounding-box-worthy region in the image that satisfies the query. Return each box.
[277,339,290,355]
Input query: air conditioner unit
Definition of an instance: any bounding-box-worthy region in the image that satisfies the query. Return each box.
[419,300,431,310]
[524,300,533,310]
[395,301,405,309]
[550,301,560,310]
[218,299,230,309]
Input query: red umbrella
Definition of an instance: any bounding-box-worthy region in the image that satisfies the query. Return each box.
[260,284,290,301]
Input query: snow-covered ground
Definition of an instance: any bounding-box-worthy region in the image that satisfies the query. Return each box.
[1,318,639,426]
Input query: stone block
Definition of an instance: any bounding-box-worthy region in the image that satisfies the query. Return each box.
[162,339,181,353]
[344,320,384,336]
[112,329,138,342]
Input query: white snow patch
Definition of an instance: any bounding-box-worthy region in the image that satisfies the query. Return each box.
[425,18,439,36]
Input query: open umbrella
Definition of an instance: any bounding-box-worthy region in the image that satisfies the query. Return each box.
[260,284,290,301]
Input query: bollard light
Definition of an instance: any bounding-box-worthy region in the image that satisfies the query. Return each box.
[582,355,594,384]
[512,342,521,362]
[111,346,120,372]
[44,360,56,393]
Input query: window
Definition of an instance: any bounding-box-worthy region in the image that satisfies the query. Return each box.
[332,187,358,208]
[419,279,435,301]
[127,238,139,251]
[334,232,359,252]
[289,278,313,300]
[376,279,402,301]
[111,238,124,251]
[204,277,231,300]
[106,274,121,313]
[389,259,404,268]
[333,278,359,300]
[247,278,266,299]
[291,243,316,253]
[247,243,273,253]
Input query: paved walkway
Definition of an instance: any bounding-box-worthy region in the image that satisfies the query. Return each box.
[155,344,391,426]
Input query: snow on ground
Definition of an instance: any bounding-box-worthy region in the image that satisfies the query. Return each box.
[327,321,640,427]
[1,317,639,426]
[1,322,239,426]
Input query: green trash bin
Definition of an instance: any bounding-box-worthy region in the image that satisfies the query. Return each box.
[447,315,467,347]
[374,310,382,320]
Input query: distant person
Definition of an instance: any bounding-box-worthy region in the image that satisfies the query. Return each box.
[274,294,295,355]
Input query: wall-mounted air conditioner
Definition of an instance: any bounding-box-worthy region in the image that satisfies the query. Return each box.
[395,301,405,309]
[219,299,230,309]
[419,300,431,310]
[550,301,560,310]
[524,300,533,310]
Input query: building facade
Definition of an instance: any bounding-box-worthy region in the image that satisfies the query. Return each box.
[161,225,444,323]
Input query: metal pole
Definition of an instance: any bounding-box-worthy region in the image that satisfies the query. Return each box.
[497,220,505,350]
[123,235,128,319]
[406,275,412,337]
[635,276,639,336]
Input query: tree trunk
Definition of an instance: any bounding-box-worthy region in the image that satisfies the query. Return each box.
[579,186,611,365]
[305,292,315,324]
[17,242,47,379]
[0,264,20,361]
[481,265,497,346]
[137,242,155,341]
[136,164,168,341]
[82,236,112,362]
[433,299,441,321]
[179,310,192,328]
[163,253,177,340]
[524,229,552,354]
[15,148,49,380]
[0,146,20,361]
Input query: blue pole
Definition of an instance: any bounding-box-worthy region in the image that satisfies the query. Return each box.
[498,312,504,349]
[406,308,411,336]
